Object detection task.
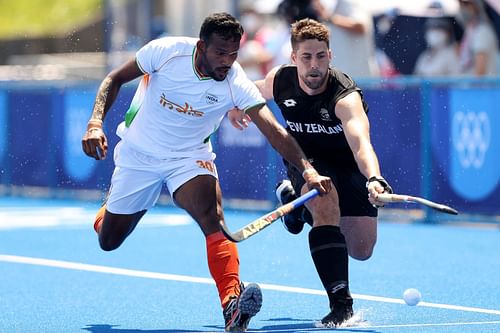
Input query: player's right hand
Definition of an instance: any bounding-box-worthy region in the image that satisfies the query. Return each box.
[303,169,332,195]
[366,176,393,208]
[82,127,108,160]
[227,107,251,130]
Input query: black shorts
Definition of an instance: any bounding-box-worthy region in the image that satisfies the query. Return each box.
[284,159,377,218]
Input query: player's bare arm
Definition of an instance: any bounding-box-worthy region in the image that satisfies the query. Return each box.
[226,107,251,130]
[254,66,279,100]
[246,103,331,195]
[230,67,278,129]
[82,59,143,160]
[335,91,388,203]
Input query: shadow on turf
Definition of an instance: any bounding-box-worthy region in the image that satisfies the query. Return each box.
[83,320,380,333]
[82,324,215,333]
[205,317,379,332]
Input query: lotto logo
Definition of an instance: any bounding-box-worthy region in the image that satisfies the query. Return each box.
[283,99,297,107]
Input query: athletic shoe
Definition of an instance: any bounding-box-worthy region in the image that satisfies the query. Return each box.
[320,297,354,328]
[275,180,306,234]
[223,283,262,332]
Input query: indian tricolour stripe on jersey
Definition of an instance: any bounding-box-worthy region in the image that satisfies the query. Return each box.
[125,74,149,127]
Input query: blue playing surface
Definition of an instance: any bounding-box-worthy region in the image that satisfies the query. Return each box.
[0,197,499,332]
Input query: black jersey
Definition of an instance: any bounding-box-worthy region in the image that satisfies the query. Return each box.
[273,65,368,166]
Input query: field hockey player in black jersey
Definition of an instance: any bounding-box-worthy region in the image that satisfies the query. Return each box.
[254,18,393,327]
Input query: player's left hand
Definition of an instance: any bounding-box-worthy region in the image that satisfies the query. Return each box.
[82,126,108,160]
[303,169,332,195]
[227,107,251,130]
[367,176,393,207]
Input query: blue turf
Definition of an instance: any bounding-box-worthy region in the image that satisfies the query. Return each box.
[0,197,499,332]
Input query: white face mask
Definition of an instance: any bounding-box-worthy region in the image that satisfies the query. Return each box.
[240,14,261,35]
[425,30,448,49]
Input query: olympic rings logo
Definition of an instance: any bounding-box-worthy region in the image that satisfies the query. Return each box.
[452,111,490,169]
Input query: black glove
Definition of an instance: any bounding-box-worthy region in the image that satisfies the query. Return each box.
[366,176,393,194]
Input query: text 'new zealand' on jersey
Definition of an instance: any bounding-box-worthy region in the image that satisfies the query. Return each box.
[273,65,369,165]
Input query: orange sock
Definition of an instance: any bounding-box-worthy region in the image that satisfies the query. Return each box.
[206,231,241,308]
[93,205,106,234]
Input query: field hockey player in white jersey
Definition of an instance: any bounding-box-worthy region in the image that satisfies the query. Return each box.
[81,12,331,332]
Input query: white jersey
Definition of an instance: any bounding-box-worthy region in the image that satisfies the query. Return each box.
[117,36,265,158]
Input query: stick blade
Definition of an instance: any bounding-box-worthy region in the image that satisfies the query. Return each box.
[219,221,243,242]
[434,205,459,215]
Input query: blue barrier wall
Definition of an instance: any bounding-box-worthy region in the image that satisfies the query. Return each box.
[431,87,499,214]
[0,78,498,219]
[0,91,7,184]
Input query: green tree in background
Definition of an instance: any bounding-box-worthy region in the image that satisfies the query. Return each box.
[0,0,102,39]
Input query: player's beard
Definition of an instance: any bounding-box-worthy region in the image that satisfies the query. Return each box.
[199,53,228,82]
[301,69,327,90]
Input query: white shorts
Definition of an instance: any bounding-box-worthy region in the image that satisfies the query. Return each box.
[106,142,218,214]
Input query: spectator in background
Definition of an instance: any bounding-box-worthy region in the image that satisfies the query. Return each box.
[237,8,274,80]
[458,0,498,75]
[265,0,320,68]
[313,0,379,77]
[277,0,319,23]
[414,18,461,76]
[373,10,401,77]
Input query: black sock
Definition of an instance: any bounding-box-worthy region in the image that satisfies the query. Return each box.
[309,225,352,308]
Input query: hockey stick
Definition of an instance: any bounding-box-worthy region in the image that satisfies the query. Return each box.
[377,193,458,215]
[220,189,320,242]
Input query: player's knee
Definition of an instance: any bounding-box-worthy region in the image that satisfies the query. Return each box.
[98,235,122,251]
[348,242,375,261]
[194,206,223,235]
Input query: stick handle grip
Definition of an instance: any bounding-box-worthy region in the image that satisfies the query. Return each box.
[289,188,319,208]
[376,193,409,203]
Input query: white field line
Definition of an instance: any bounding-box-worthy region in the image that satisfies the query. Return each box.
[0,209,191,229]
[361,320,500,329]
[1,254,500,316]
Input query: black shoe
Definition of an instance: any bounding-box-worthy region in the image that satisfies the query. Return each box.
[276,180,306,234]
[223,283,262,332]
[320,298,354,328]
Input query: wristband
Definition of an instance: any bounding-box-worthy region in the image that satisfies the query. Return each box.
[87,127,102,132]
[88,119,103,127]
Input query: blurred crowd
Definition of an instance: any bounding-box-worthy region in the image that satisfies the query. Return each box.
[236,0,500,79]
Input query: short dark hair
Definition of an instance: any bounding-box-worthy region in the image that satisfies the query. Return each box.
[199,12,244,44]
[290,18,329,50]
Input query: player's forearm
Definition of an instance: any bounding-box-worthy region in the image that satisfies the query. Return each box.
[88,76,121,129]
[270,129,313,173]
[249,104,315,173]
[354,146,381,179]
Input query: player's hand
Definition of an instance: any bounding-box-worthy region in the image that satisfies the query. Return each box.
[227,107,251,130]
[367,176,393,207]
[303,169,332,195]
[82,126,108,160]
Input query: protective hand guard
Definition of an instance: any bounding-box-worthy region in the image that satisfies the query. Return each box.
[366,176,393,194]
